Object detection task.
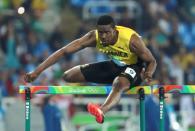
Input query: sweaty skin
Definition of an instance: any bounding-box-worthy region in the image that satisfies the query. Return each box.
[24,24,157,115]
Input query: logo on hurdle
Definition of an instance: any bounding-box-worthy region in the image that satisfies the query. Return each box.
[25,102,30,120]
[160,101,163,119]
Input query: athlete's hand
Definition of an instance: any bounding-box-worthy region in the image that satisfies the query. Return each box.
[140,68,152,84]
[24,71,39,83]
[143,72,152,84]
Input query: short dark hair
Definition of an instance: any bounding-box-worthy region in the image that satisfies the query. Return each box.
[97,15,115,28]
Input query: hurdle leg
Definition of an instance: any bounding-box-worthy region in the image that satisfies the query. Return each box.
[25,88,31,131]
[159,87,165,131]
[139,88,145,131]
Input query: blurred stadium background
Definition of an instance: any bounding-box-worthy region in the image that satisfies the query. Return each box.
[0,0,195,131]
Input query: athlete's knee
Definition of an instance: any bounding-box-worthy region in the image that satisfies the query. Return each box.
[62,66,85,82]
[112,76,130,92]
[62,71,72,82]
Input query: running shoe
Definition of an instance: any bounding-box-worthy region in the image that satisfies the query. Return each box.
[87,103,104,124]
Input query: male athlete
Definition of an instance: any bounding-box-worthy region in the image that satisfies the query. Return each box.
[24,15,157,124]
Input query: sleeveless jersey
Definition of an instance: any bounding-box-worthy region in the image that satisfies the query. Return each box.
[96,26,140,66]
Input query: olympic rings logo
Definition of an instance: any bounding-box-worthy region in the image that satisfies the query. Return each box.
[67,88,99,94]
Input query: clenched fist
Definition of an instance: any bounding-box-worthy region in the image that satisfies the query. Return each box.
[140,68,153,85]
[143,72,152,83]
[24,71,39,83]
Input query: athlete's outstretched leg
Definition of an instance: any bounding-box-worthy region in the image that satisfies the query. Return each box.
[88,76,130,123]
[62,65,87,83]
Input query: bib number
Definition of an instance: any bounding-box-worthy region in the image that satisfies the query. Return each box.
[124,67,136,78]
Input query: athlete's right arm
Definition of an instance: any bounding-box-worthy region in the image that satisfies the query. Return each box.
[24,31,96,82]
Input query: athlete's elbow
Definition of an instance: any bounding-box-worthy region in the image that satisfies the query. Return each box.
[60,45,73,55]
[151,58,157,67]
[146,57,157,66]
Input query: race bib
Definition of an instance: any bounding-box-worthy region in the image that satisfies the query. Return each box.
[124,67,136,78]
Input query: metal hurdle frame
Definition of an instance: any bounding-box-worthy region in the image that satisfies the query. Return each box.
[19,85,195,131]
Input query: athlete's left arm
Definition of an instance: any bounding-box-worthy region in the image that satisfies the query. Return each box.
[129,34,157,82]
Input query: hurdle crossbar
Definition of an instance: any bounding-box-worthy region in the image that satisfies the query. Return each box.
[19,85,195,95]
[19,85,153,94]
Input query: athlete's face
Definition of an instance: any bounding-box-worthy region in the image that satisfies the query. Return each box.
[97,25,116,46]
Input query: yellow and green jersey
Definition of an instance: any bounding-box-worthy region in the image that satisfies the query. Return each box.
[96,26,140,66]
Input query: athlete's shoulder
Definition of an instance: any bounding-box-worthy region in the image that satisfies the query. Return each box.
[116,25,135,31]
[83,30,96,40]
[87,30,96,36]
[117,26,138,35]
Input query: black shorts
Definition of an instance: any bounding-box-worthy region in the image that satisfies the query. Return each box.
[80,60,143,87]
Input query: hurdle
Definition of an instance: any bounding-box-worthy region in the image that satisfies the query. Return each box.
[19,85,195,131]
